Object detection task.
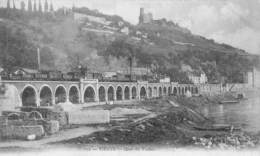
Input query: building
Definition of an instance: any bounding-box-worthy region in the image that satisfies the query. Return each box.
[103,72,117,78]
[120,26,129,35]
[0,67,3,81]
[159,77,170,83]
[119,67,152,76]
[139,8,153,24]
[187,72,208,84]
[246,67,260,88]
[116,67,154,81]
[132,67,152,76]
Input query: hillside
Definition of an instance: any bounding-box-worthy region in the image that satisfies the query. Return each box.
[0,7,257,83]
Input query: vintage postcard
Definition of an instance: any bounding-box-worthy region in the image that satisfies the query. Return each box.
[0,0,259,155]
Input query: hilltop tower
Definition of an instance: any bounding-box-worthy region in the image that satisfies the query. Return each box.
[139,8,153,24]
[28,0,32,12]
[33,0,37,12]
[38,0,42,13]
[44,0,48,12]
[139,8,144,24]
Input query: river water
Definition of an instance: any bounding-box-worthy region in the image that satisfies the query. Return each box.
[201,90,260,133]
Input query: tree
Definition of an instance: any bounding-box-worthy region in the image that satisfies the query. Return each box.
[44,0,49,12]
[38,0,42,13]
[7,0,10,9]
[28,0,32,12]
[33,0,37,12]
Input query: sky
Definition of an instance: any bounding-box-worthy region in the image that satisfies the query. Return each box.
[1,0,260,54]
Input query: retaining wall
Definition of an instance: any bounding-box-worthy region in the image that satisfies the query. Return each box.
[0,125,45,139]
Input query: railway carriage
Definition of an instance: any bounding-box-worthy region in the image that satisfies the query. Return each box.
[34,73,48,80]
[62,74,73,81]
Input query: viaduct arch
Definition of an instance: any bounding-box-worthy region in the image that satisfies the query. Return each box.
[2,80,200,107]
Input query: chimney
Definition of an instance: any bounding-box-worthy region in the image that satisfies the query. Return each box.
[37,48,41,70]
[128,56,133,81]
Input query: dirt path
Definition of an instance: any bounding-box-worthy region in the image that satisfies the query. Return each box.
[0,126,105,148]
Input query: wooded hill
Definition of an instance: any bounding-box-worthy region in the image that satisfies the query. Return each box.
[0,7,258,83]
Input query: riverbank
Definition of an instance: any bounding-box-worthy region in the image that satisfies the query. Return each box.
[1,92,259,151]
[54,93,260,150]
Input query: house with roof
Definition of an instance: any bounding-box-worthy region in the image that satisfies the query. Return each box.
[181,64,208,84]
[246,67,260,88]
[187,71,208,84]
[10,67,39,76]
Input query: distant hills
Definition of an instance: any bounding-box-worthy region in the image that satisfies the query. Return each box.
[0,7,258,83]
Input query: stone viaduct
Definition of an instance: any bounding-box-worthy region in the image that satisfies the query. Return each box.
[1,79,200,107]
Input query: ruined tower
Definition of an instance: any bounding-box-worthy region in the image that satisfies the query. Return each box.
[44,0,48,12]
[139,8,144,24]
[139,8,153,24]
[28,0,32,12]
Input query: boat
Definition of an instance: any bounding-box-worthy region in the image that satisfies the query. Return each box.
[219,100,240,104]
[193,124,241,131]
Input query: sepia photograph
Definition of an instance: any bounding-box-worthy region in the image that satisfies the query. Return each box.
[0,0,260,155]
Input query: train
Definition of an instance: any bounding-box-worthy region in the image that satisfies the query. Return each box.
[1,71,81,81]
[86,73,138,82]
[0,70,142,82]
